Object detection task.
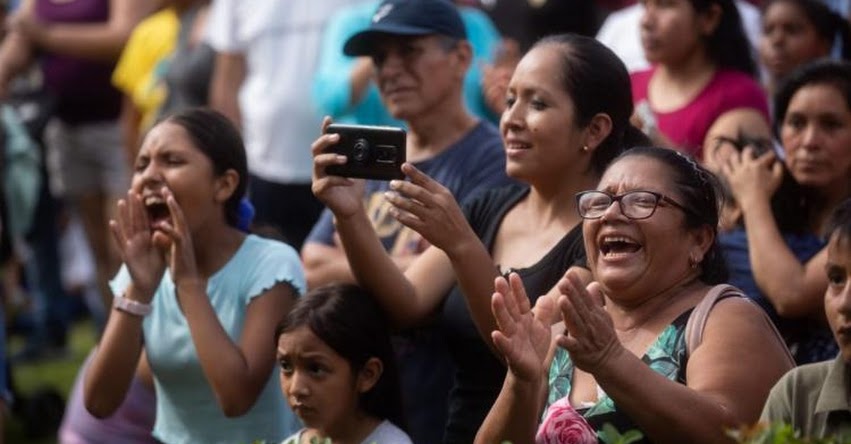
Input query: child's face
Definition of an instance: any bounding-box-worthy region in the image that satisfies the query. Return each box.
[825,233,851,363]
[276,326,362,435]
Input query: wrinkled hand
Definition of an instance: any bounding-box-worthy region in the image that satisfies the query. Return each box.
[311,117,365,219]
[110,191,166,301]
[491,273,556,383]
[720,146,783,208]
[383,163,476,255]
[556,271,623,374]
[146,188,201,287]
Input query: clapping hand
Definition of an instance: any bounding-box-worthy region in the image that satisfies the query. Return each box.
[491,273,556,383]
[556,272,623,374]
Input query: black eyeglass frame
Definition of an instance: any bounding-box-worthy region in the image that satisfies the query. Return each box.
[575,190,693,220]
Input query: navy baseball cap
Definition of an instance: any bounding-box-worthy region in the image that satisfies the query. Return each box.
[343,0,467,56]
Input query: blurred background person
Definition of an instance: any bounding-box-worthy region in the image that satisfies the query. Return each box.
[0,0,157,359]
[207,0,369,250]
[758,0,851,97]
[596,0,762,74]
[630,0,769,160]
[313,0,502,126]
[722,59,851,364]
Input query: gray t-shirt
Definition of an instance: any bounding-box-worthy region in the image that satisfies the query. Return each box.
[282,420,412,444]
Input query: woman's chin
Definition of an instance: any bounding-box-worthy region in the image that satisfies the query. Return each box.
[594,269,640,295]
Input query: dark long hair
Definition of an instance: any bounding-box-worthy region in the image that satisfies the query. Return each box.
[773,59,851,137]
[163,107,248,228]
[762,0,851,60]
[532,34,649,177]
[275,284,406,429]
[615,146,728,284]
[691,0,758,76]
[826,198,851,242]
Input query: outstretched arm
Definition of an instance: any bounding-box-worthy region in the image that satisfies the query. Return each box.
[311,121,454,329]
[8,0,155,61]
[385,162,502,343]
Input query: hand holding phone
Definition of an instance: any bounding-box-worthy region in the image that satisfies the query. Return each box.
[323,124,406,180]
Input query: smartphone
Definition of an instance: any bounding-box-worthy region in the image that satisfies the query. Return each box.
[323,124,406,180]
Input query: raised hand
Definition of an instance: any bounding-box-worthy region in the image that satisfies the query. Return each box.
[146,188,201,287]
[110,190,166,301]
[383,163,477,255]
[721,146,783,208]
[491,273,554,383]
[311,116,366,219]
[555,272,623,374]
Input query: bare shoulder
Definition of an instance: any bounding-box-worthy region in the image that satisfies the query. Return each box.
[700,295,783,346]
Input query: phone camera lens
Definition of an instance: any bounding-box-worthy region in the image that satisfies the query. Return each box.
[352,139,370,162]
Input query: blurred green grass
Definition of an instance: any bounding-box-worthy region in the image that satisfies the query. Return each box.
[7,320,96,444]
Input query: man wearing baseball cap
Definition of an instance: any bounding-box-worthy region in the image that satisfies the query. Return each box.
[302,1,512,443]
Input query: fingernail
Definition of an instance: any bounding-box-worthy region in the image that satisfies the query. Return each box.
[336,155,347,162]
[384,191,395,200]
[389,180,401,189]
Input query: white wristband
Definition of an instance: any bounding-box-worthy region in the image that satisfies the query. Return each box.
[114,294,152,317]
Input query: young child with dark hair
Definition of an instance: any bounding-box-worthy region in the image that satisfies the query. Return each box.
[277,284,411,444]
[761,198,851,439]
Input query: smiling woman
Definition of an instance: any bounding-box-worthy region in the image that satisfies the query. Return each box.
[312,33,649,444]
[477,146,794,444]
[82,108,306,443]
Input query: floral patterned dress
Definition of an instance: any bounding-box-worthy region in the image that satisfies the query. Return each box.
[536,311,691,444]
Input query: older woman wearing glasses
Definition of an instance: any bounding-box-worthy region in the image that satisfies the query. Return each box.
[477,146,794,444]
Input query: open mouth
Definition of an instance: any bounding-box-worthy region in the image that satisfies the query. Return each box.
[599,236,642,258]
[143,196,171,226]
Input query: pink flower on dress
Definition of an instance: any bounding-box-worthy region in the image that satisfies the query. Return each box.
[536,398,598,444]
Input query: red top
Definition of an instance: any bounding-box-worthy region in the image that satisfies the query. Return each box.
[631,67,769,159]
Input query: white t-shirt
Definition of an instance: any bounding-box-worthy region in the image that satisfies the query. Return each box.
[205,0,369,183]
[282,420,413,444]
[596,1,762,74]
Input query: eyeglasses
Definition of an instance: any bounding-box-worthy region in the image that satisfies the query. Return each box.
[576,190,691,220]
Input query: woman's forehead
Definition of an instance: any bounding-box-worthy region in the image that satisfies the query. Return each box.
[598,156,672,191]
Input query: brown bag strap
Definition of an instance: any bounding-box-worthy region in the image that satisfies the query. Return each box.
[685,284,795,366]
[685,284,735,356]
